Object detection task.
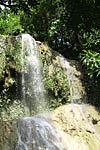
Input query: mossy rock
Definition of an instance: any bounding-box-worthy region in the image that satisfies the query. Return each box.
[0,35,22,113]
[37,41,70,109]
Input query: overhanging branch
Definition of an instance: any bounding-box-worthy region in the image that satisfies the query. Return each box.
[0,1,18,8]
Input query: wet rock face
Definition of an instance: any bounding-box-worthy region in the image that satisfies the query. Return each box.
[58,56,87,103]
[52,104,100,150]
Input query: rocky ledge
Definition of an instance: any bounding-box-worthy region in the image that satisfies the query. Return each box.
[52,104,100,150]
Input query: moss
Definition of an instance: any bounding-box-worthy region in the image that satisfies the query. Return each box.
[0,35,7,79]
[38,42,70,109]
[5,36,22,72]
[0,35,22,113]
[0,53,6,80]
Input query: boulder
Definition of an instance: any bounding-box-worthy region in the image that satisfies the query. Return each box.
[52,104,100,150]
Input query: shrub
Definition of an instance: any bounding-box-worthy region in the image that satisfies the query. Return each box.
[40,46,70,109]
[0,9,23,35]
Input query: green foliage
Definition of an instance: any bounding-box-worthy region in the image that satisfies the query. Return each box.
[0,9,23,35]
[0,75,16,114]
[81,50,100,77]
[48,19,60,37]
[0,100,25,121]
[81,28,100,106]
[0,0,100,43]
[81,29,100,78]
[44,65,69,100]
[83,29,100,52]
[5,36,22,71]
[0,51,6,79]
[40,48,70,108]
[0,36,22,113]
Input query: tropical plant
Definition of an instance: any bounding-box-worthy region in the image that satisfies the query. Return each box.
[81,50,100,78]
[81,28,100,77]
[40,47,70,108]
[81,28,100,106]
[0,9,23,35]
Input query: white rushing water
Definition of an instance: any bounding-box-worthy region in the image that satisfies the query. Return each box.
[59,56,86,103]
[16,115,64,150]
[21,34,47,115]
[16,34,64,150]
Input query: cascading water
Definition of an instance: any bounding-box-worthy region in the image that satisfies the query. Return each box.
[16,115,63,150]
[21,34,47,114]
[16,34,63,150]
[58,56,87,103]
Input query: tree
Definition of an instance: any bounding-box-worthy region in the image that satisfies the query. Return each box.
[0,0,100,52]
[0,8,23,35]
[0,0,99,34]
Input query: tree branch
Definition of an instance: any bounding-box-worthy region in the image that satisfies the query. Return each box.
[0,1,18,8]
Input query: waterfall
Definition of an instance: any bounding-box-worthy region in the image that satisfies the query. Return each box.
[15,34,63,150]
[18,35,86,149]
[58,56,87,103]
[21,34,47,115]
[16,115,63,150]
